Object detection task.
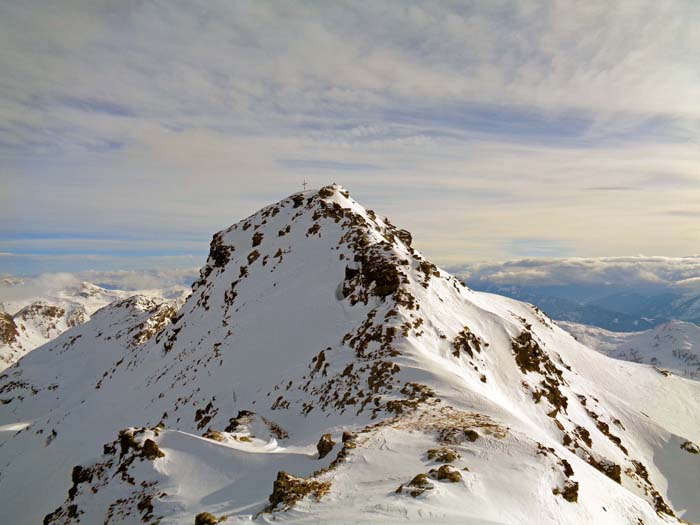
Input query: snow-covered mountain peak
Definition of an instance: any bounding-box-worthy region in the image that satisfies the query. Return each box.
[560,319,700,380]
[0,277,189,371]
[167,184,471,419]
[1,187,699,524]
[74,281,111,298]
[194,183,423,300]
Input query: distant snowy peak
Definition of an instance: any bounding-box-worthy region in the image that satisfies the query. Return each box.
[0,280,187,371]
[0,301,86,370]
[15,301,88,333]
[559,319,700,380]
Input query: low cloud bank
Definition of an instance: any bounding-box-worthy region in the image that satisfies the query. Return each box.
[0,268,199,304]
[450,256,700,292]
[79,268,199,291]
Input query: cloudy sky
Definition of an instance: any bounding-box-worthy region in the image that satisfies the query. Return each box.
[2,1,699,275]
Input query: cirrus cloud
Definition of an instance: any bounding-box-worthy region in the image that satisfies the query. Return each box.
[1,1,699,269]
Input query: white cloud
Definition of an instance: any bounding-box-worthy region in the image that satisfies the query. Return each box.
[452,256,700,290]
[0,268,199,305]
[78,268,199,291]
[0,272,82,304]
[1,1,699,267]
[3,1,699,133]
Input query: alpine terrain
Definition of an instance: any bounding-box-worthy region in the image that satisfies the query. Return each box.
[560,320,700,381]
[0,185,698,525]
[0,281,187,371]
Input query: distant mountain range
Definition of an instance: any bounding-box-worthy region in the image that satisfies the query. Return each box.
[461,283,700,332]
[560,320,700,381]
[0,281,188,370]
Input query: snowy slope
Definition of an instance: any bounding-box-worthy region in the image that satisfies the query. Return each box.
[1,185,699,525]
[0,301,88,371]
[0,281,189,370]
[559,320,700,380]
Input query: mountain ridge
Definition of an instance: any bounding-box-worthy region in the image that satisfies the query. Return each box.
[559,319,700,380]
[0,281,188,371]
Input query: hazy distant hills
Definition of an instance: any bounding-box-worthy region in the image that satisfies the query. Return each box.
[460,283,700,332]
[560,320,700,380]
[588,291,700,325]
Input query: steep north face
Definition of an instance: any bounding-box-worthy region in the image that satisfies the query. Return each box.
[1,185,699,524]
